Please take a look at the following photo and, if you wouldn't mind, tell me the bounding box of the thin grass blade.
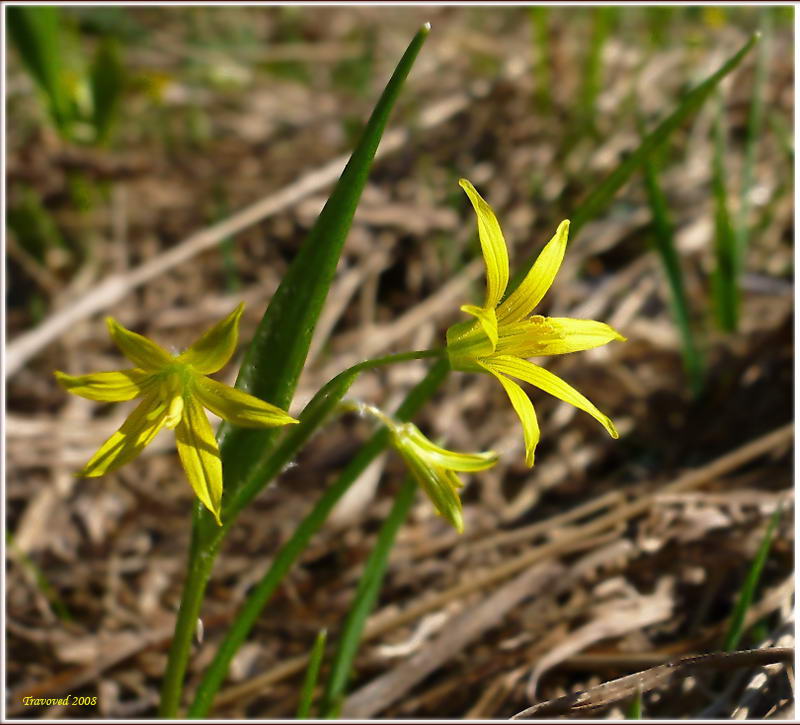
[711,94,739,332]
[521,32,760,289]
[296,629,328,719]
[737,10,771,264]
[89,37,124,146]
[641,135,704,395]
[626,688,643,719]
[723,505,783,652]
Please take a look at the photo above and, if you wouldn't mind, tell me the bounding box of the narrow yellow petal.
[535,317,626,356]
[77,391,169,477]
[495,316,625,358]
[194,376,298,428]
[460,304,498,350]
[175,395,223,525]
[178,303,244,374]
[399,423,498,472]
[481,366,540,466]
[486,355,618,438]
[106,317,174,370]
[400,449,464,533]
[497,219,570,324]
[55,369,155,402]
[459,179,509,310]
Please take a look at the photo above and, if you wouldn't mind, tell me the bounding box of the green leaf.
[89,37,124,146]
[723,505,783,652]
[737,10,771,264]
[569,33,758,238]
[159,27,430,719]
[318,477,417,718]
[296,628,328,719]
[216,23,430,502]
[187,358,449,718]
[7,6,75,135]
[711,95,739,332]
[509,33,759,295]
[641,131,704,395]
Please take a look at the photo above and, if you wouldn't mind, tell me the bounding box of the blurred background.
[6,5,793,719]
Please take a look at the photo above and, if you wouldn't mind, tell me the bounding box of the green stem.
[158,502,220,718]
[187,358,449,718]
[319,477,417,718]
[159,350,442,718]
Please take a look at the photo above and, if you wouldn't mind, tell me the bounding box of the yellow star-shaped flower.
[447,179,626,467]
[55,304,297,524]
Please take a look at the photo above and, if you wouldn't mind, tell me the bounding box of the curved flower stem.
[159,349,443,718]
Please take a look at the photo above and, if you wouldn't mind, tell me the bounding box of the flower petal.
[459,179,509,310]
[106,317,174,370]
[481,365,540,466]
[536,317,626,355]
[496,316,625,358]
[194,376,298,428]
[77,391,169,477]
[175,395,223,525]
[399,449,464,533]
[460,304,498,350]
[55,368,156,402]
[399,423,498,472]
[497,219,569,324]
[485,355,618,439]
[178,303,244,374]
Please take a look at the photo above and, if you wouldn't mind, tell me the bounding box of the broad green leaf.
[216,24,430,502]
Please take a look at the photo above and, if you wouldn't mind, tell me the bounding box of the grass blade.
[737,10,771,264]
[510,34,759,292]
[216,23,430,503]
[566,34,759,245]
[89,37,124,146]
[578,7,612,133]
[626,687,643,719]
[296,629,328,719]
[723,505,783,652]
[711,94,739,332]
[528,7,552,113]
[318,477,418,719]
[641,135,704,395]
[7,6,75,136]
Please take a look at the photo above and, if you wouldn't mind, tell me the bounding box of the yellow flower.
[391,422,497,533]
[55,304,297,524]
[447,179,626,467]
